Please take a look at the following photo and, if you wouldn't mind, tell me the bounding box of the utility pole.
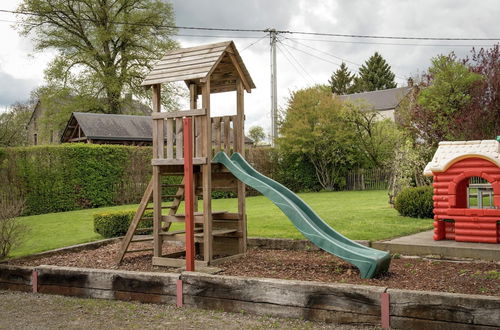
[266,28,278,146]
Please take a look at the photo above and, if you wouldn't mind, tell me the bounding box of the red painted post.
[183,117,195,272]
[176,279,183,307]
[32,270,38,293]
[380,292,390,329]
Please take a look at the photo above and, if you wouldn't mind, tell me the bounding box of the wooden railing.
[151,110,244,166]
[211,115,239,155]
[151,109,207,165]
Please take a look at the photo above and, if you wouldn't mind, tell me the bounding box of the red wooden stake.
[183,117,195,272]
[176,279,183,307]
[381,292,390,329]
[32,270,38,293]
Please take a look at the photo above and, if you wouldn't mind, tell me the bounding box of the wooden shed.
[424,139,500,243]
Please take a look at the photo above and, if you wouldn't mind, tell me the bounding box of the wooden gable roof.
[142,41,255,94]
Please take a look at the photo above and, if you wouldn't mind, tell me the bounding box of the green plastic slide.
[213,152,391,279]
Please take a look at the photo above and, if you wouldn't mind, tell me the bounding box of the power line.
[240,34,268,52]
[276,42,315,85]
[285,36,498,48]
[277,40,316,85]
[283,37,407,81]
[175,33,265,39]
[283,37,364,69]
[1,8,499,41]
[280,39,408,82]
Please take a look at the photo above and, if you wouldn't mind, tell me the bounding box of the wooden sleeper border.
[1,264,499,329]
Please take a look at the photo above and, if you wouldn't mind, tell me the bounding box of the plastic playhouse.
[424,138,500,243]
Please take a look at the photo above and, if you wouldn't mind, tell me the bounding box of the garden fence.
[345,168,392,191]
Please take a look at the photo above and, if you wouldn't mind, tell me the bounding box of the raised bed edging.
[1,264,499,329]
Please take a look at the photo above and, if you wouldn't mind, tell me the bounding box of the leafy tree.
[17,0,179,114]
[463,44,500,137]
[355,52,397,92]
[401,55,483,147]
[277,85,359,190]
[248,126,266,146]
[328,62,355,95]
[344,102,402,168]
[0,101,33,147]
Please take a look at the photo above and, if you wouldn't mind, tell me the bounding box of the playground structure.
[424,139,500,243]
[116,41,390,278]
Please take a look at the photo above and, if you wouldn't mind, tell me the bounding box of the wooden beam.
[152,257,208,268]
[228,53,252,93]
[152,84,163,258]
[236,79,247,254]
[151,108,206,119]
[152,158,206,166]
[202,79,213,263]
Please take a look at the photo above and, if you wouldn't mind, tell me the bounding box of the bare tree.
[0,198,27,259]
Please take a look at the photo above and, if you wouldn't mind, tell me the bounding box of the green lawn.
[10,190,433,258]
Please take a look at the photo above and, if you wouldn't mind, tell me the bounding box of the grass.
[10,190,433,258]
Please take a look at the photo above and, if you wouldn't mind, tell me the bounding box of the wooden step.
[195,229,238,237]
[163,211,228,224]
[127,248,154,253]
[131,236,154,243]
[161,183,184,187]
[160,228,204,236]
[134,227,153,232]
[162,194,182,198]
[145,206,174,210]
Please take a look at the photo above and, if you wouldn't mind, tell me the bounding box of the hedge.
[93,210,153,238]
[0,144,153,215]
[394,185,434,218]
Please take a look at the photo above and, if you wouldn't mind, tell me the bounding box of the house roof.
[142,41,255,94]
[63,112,154,142]
[338,86,411,111]
[27,97,152,128]
[61,112,253,144]
[423,140,500,176]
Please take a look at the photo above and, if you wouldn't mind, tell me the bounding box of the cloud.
[0,69,37,107]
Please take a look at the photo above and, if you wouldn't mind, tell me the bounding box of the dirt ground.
[10,241,500,296]
[0,290,372,330]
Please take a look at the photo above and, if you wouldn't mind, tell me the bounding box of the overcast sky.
[1,0,499,136]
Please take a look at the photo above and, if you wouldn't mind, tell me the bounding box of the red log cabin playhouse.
[423,138,500,243]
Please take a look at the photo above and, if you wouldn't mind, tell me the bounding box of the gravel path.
[0,290,373,330]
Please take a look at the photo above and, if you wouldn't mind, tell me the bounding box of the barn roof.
[62,112,154,142]
[61,112,253,144]
[423,140,500,176]
[338,86,411,111]
[142,41,255,94]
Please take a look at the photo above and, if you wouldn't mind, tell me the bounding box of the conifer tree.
[355,52,397,92]
[328,62,355,95]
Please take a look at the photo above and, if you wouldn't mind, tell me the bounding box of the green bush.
[394,185,434,218]
[93,210,153,238]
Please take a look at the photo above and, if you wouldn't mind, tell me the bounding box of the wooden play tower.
[116,41,255,267]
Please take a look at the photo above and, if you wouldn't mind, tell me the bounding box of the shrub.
[0,199,27,259]
[93,210,153,238]
[394,185,434,218]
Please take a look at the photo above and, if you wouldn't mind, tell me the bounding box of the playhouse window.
[467,177,494,209]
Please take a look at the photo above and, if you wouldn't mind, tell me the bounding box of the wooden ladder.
[115,176,185,265]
